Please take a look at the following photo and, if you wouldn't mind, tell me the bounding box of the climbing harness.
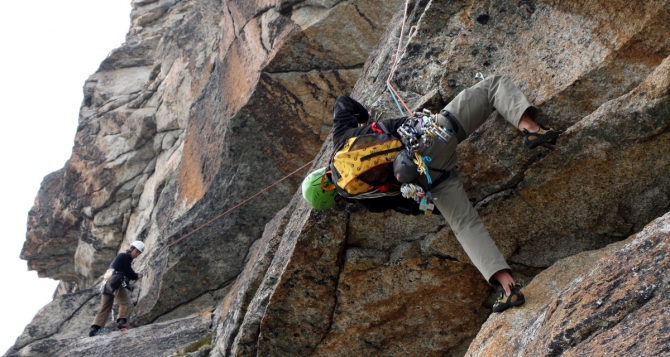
[384,0,461,215]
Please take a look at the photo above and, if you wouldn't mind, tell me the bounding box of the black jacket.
[110,252,140,280]
[104,252,139,295]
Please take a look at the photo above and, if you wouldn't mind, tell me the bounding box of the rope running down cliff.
[143,159,314,271]
[387,0,413,117]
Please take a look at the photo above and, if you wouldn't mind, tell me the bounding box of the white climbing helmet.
[130,241,145,253]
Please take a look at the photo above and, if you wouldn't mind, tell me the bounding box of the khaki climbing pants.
[417,75,537,284]
[92,284,129,327]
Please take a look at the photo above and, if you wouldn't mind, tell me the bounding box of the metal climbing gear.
[393,109,455,214]
[400,183,425,200]
[397,109,454,152]
[400,183,435,215]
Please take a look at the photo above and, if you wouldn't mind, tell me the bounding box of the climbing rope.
[413,153,432,184]
[387,0,414,117]
[142,159,315,271]
[387,1,485,115]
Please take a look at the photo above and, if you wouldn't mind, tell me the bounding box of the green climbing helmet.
[302,167,338,210]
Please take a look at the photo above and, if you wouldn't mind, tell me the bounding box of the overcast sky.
[0,0,130,352]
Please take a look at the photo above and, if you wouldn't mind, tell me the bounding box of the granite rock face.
[466,212,670,357]
[6,312,211,357]
[13,0,670,356]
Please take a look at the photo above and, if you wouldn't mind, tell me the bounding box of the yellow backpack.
[329,121,403,198]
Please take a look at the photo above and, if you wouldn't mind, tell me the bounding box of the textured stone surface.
[126,0,403,327]
[254,203,348,357]
[5,313,210,357]
[12,287,100,350]
[15,0,670,356]
[22,168,80,282]
[212,202,295,356]
[466,212,670,357]
[22,0,224,289]
[313,256,489,357]
[464,238,630,357]
[21,0,400,308]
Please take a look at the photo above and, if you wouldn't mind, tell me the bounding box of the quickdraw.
[400,183,435,215]
[395,109,455,214]
[400,183,425,201]
[397,109,454,152]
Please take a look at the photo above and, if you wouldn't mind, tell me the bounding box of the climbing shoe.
[523,126,562,149]
[117,318,128,330]
[492,283,525,313]
[88,325,101,337]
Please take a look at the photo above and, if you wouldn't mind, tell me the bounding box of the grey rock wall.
[13,0,401,355]
[13,0,670,356]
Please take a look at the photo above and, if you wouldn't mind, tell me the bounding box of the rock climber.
[88,241,145,336]
[302,75,561,312]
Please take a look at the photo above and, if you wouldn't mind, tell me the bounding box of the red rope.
[146,159,315,268]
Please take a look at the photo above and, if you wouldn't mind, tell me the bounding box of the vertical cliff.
[10,0,670,356]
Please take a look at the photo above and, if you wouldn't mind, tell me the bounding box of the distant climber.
[88,241,145,336]
[302,75,561,312]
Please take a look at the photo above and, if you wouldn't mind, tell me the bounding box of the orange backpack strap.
[321,170,336,190]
